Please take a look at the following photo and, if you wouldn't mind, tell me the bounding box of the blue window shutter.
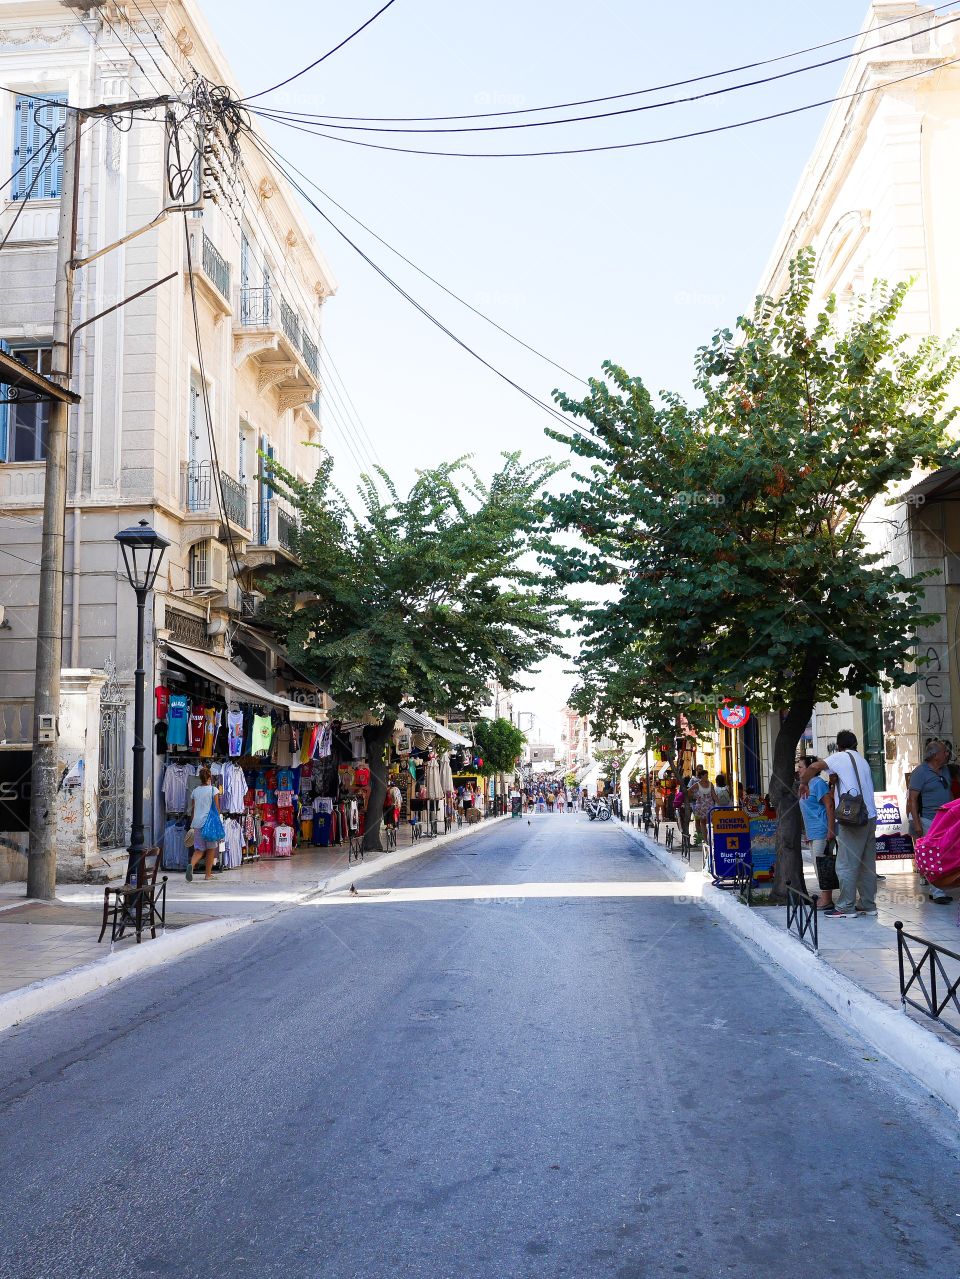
[0,339,9,462]
[12,95,67,201]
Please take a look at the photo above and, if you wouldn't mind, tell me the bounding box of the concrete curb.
[622,821,960,1119]
[0,815,510,1035]
[0,915,252,1036]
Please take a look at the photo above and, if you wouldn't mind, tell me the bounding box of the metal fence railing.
[202,232,231,302]
[219,472,249,529]
[895,922,960,1034]
[786,881,818,953]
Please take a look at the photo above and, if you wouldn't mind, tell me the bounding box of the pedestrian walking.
[714,774,733,807]
[802,731,877,919]
[799,755,836,910]
[186,766,221,882]
[907,740,955,905]
[556,791,566,814]
[691,771,717,846]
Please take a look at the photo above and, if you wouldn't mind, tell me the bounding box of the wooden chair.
[98,847,167,946]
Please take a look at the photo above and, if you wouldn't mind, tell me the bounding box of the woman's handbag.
[835,752,870,827]
[815,837,840,891]
[201,805,225,844]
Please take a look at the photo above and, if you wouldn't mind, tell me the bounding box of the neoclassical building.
[0,0,336,878]
[754,0,960,797]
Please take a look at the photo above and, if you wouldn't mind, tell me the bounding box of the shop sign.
[716,703,750,729]
[511,794,522,819]
[0,749,32,833]
[711,808,751,879]
[874,791,915,861]
[748,817,777,881]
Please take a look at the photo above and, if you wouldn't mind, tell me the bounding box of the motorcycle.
[586,797,612,822]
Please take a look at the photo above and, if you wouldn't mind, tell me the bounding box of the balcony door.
[187,376,211,511]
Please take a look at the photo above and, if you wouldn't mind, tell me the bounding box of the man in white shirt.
[801,730,877,918]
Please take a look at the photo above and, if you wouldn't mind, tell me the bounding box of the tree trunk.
[362,719,394,854]
[768,661,819,904]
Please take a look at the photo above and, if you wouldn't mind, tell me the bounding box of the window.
[12,95,67,201]
[0,346,52,462]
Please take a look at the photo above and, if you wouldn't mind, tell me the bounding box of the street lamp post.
[114,519,170,887]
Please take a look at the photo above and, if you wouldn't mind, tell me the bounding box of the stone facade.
[0,1,336,878]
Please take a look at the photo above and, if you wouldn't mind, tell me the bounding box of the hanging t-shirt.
[201,707,217,758]
[274,825,294,856]
[167,695,189,747]
[189,707,206,752]
[277,768,295,793]
[227,710,244,757]
[354,765,371,787]
[252,714,273,755]
[155,685,170,720]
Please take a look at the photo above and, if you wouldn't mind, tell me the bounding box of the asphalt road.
[1,815,958,1279]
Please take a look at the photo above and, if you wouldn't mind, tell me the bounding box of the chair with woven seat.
[98,847,167,946]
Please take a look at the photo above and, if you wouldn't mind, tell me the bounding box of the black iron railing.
[219,472,249,528]
[665,826,675,851]
[202,232,230,301]
[734,854,753,905]
[240,284,273,327]
[277,505,297,551]
[301,334,320,379]
[786,881,818,953]
[280,296,300,349]
[186,459,211,511]
[895,922,960,1034]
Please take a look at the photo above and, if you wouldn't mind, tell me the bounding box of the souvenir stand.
[157,642,327,872]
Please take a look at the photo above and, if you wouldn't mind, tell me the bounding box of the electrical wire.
[100,9,167,97]
[247,12,960,136]
[318,337,383,466]
[248,52,960,158]
[243,0,402,102]
[253,154,587,384]
[121,1,178,94]
[316,345,380,470]
[266,1,958,122]
[244,131,592,442]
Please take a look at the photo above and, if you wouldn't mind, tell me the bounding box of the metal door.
[97,660,127,848]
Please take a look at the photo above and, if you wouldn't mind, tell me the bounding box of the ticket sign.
[711,808,751,879]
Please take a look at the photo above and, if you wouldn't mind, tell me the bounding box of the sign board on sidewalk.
[874,791,915,861]
[711,808,751,879]
[511,795,522,819]
[0,749,32,833]
[748,817,777,882]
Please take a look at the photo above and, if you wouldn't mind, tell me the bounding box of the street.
[0,815,958,1279]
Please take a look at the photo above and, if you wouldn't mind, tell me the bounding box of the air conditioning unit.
[190,539,229,593]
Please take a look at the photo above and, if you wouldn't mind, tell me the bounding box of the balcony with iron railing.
[248,497,299,565]
[184,459,250,531]
[187,227,232,316]
[233,283,321,412]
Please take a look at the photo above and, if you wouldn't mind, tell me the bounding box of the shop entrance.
[97,660,127,848]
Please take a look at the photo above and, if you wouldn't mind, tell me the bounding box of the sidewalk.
[623,813,960,1116]
[0,815,508,1025]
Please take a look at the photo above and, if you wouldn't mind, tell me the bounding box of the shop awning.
[398,708,471,748]
[165,643,325,722]
[237,623,332,698]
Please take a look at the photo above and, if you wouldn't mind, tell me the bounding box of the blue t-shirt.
[909,762,952,822]
[800,776,830,841]
[167,694,189,747]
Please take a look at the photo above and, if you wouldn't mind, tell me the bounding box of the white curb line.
[0,916,252,1036]
[0,815,511,1035]
[317,813,510,896]
[622,822,960,1119]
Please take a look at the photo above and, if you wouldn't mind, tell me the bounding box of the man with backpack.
[907,740,954,905]
[801,731,877,918]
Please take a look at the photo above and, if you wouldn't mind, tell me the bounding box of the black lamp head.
[114,518,171,592]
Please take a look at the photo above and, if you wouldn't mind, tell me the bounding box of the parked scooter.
[585,797,612,822]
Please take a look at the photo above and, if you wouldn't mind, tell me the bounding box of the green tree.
[261,453,564,850]
[472,717,527,788]
[547,252,959,899]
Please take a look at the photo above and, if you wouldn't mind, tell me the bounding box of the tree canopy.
[546,251,960,895]
[472,717,526,778]
[261,451,565,848]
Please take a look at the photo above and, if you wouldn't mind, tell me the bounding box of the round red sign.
[717,704,751,729]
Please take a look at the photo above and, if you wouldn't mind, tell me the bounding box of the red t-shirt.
[155,686,170,720]
[189,707,206,751]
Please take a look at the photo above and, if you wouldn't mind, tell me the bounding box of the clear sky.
[202,0,880,740]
